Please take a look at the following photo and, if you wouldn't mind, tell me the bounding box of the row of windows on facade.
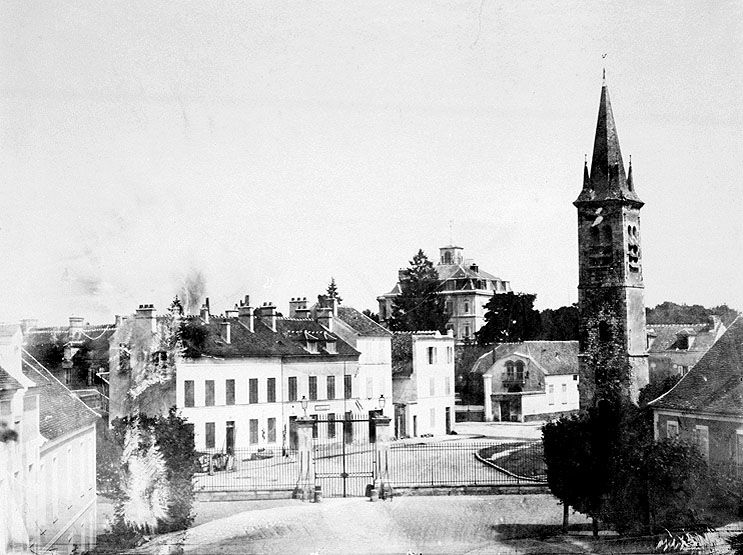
[183,375,355,407]
[663,421,743,469]
[547,383,570,405]
[203,412,362,447]
[426,346,454,365]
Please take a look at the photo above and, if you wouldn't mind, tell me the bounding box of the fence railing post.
[293,418,316,501]
[370,416,393,500]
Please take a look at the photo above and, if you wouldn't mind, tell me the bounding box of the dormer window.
[325,341,337,354]
[306,341,319,353]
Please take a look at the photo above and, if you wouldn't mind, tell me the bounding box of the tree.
[386,249,449,332]
[646,301,738,325]
[476,292,541,345]
[538,304,580,341]
[106,296,194,538]
[362,309,380,323]
[326,277,342,304]
[638,374,682,407]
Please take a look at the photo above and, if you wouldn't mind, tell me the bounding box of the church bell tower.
[574,75,649,406]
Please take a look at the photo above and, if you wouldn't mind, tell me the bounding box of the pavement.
[130,494,594,554]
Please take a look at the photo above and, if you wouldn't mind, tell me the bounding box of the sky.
[1,1,741,325]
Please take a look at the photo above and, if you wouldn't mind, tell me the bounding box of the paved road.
[134,494,591,554]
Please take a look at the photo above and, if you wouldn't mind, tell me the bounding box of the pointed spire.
[583,155,591,189]
[590,77,626,193]
[626,155,633,191]
[575,76,642,206]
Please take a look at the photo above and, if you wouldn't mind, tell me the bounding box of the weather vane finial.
[602,53,607,82]
[448,219,454,245]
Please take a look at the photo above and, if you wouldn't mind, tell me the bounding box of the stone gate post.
[370,415,393,501]
[483,374,494,421]
[293,417,316,501]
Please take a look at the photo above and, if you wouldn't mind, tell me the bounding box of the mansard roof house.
[651,316,743,478]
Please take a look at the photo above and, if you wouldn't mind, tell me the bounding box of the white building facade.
[392,331,456,438]
[472,341,579,422]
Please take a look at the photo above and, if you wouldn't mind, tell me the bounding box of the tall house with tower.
[574,76,649,405]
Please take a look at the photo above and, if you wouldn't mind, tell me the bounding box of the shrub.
[107,408,197,536]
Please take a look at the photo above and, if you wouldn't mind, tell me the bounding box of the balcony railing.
[501,372,526,386]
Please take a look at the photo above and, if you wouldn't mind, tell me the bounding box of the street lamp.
[378,394,386,411]
[300,395,309,418]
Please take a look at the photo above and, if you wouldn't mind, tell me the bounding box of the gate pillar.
[370,416,393,501]
[293,417,316,501]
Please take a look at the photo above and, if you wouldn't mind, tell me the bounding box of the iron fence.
[193,447,299,492]
[192,439,547,494]
[387,440,546,488]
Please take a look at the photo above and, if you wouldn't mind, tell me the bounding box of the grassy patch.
[490,442,547,480]
[478,442,528,460]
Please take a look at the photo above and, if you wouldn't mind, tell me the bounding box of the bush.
[107,408,198,536]
[543,404,713,536]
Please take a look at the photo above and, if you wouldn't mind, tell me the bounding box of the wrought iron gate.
[312,415,377,497]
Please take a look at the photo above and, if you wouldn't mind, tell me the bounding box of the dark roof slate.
[0,366,23,392]
[647,322,721,354]
[336,307,392,337]
[471,341,579,376]
[21,355,99,441]
[189,316,358,358]
[651,316,743,416]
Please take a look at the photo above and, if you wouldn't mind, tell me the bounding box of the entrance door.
[413,415,418,437]
[289,416,298,449]
[395,405,406,438]
[225,421,235,453]
[500,400,511,422]
[445,407,451,434]
[368,409,382,443]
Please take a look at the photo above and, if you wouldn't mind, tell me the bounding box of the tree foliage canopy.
[476,292,541,345]
[646,301,738,325]
[543,404,712,536]
[326,277,342,304]
[387,249,449,332]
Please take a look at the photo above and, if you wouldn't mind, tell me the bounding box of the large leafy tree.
[538,304,580,340]
[387,249,449,332]
[476,292,541,345]
[646,301,738,325]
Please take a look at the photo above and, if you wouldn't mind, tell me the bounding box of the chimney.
[317,294,338,317]
[20,319,37,334]
[289,297,309,318]
[114,315,122,327]
[135,304,157,334]
[238,295,254,332]
[225,304,239,319]
[316,307,333,332]
[257,302,277,332]
[708,315,721,331]
[69,316,85,336]
[398,268,409,282]
[220,320,231,344]
[199,297,211,324]
[470,263,479,274]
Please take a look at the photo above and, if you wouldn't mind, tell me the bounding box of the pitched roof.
[21,353,99,441]
[0,366,23,392]
[391,334,413,377]
[336,307,392,337]
[651,316,743,416]
[575,79,642,206]
[185,315,359,359]
[647,322,721,354]
[471,341,579,376]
